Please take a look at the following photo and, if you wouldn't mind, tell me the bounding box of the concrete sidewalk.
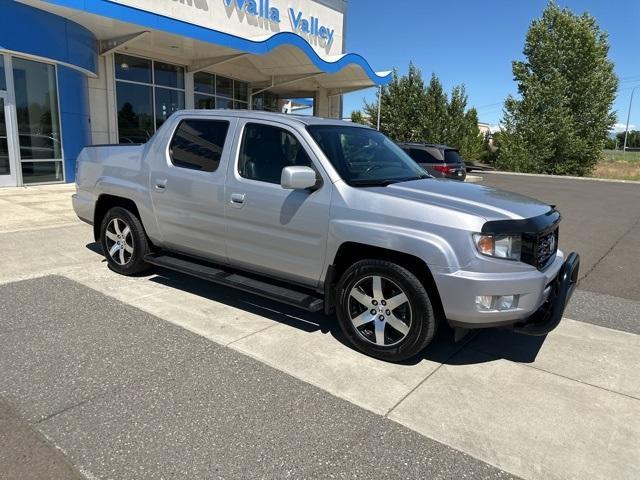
[1,183,639,479]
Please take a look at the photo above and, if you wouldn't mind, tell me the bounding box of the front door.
[0,92,19,187]
[225,120,331,287]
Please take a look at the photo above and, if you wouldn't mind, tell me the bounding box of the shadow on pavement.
[149,268,334,334]
[150,265,548,367]
[85,242,103,255]
[85,242,547,368]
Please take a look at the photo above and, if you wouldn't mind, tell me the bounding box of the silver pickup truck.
[73,110,579,361]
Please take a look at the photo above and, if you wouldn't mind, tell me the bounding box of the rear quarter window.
[444,149,463,164]
[169,119,229,172]
[406,148,444,164]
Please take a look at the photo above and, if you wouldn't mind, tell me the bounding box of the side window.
[169,119,229,172]
[238,123,312,184]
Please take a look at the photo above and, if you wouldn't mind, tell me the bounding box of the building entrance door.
[0,92,19,187]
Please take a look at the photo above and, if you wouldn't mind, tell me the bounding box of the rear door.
[149,116,237,263]
[224,119,331,287]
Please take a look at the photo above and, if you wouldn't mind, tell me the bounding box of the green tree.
[423,74,448,143]
[458,108,485,160]
[603,135,617,150]
[362,64,484,157]
[350,110,366,125]
[363,62,427,142]
[497,2,618,175]
[616,130,640,149]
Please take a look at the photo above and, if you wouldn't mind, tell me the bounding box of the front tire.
[335,260,437,362]
[100,207,150,276]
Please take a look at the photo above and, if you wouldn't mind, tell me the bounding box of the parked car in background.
[398,143,467,181]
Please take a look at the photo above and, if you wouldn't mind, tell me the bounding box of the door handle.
[230,193,246,207]
[155,179,167,191]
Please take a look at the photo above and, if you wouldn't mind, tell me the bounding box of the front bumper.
[513,252,580,336]
[438,251,579,336]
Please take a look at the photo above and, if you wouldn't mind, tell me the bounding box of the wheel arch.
[93,194,144,242]
[325,242,445,322]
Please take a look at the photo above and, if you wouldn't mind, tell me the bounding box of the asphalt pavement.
[481,173,640,303]
[0,275,515,480]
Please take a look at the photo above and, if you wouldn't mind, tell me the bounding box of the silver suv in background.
[73,111,579,362]
[398,143,467,181]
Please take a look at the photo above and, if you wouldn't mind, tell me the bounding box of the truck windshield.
[307,125,429,187]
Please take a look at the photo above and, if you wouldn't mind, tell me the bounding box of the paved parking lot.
[0,176,639,479]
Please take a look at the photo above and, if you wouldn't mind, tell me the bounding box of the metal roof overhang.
[17,0,391,98]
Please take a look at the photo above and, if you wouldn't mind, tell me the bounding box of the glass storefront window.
[0,97,9,175]
[234,81,248,103]
[154,61,184,89]
[193,72,249,111]
[115,54,151,84]
[155,88,185,129]
[116,82,154,144]
[195,94,215,109]
[12,57,63,173]
[0,56,6,91]
[252,92,279,112]
[216,97,233,109]
[216,75,233,98]
[21,161,63,184]
[115,54,185,142]
[194,72,215,95]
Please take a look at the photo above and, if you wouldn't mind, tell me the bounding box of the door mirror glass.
[281,166,317,190]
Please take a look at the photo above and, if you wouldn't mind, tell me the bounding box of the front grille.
[522,226,559,270]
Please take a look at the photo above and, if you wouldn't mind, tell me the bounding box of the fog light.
[476,295,494,310]
[475,295,520,311]
[498,295,519,310]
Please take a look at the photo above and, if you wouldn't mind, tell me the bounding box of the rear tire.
[100,207,151,276]
[335,259,437,362]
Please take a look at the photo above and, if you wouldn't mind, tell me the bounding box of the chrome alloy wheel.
[105,218,134,266]
[348,275,412,347]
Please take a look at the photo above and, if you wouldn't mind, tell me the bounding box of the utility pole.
[623,87,636,152]
[376,86,382,131]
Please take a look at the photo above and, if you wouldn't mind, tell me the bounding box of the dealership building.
[0,0,389,186]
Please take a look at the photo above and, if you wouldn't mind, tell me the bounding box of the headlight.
[473,233,522,261]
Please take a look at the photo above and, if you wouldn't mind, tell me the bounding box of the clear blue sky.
[342,0,640,133]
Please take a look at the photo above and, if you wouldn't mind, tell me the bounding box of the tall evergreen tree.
[363,63,426,142]
[362,64,484,158]
[423,75,448,144]
[459,108,485,160]
[498,1,618,175]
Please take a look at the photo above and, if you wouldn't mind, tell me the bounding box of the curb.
[465,175,483,183]
[483,171,640,185]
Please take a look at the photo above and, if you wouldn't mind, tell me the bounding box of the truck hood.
[371,178,552,221]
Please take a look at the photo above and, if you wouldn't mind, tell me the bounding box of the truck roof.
[174,109,372,129]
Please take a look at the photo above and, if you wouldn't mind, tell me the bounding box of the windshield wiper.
[349,175,428,187]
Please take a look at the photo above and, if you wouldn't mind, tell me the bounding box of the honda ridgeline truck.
[73,111,580,362]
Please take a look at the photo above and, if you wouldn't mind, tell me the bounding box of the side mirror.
[281,166,318,190]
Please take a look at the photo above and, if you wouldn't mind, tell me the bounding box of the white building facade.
[0,0,389,185]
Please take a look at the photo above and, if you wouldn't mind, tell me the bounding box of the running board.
[144,253,324,312]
